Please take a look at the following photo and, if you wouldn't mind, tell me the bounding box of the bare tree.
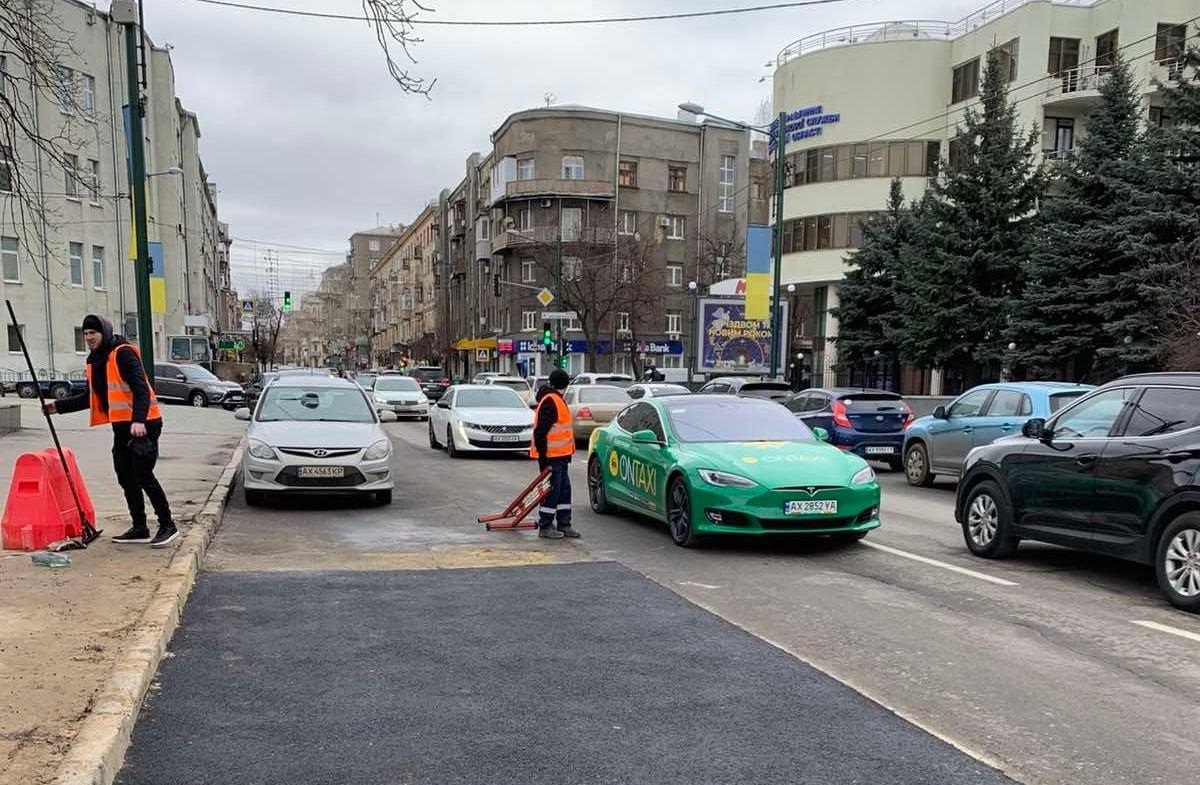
[696,227,746,290]
[362,0,436,97]
[1154,238,1200,371]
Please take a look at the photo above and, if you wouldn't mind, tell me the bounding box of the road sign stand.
[478,468,552,531]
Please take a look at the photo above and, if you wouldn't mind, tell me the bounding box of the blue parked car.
[785,388,913,470]
[903,381,1094,487]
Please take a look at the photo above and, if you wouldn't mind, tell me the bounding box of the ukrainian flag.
[744,224,772,320]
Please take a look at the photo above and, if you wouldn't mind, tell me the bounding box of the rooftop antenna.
[544,92,557,107]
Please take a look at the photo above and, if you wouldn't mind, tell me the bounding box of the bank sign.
[769,105,842,151]
[698,298,789,374]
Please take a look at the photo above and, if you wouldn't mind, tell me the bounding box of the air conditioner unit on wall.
[541,199,552,208]
[658,217,671,228]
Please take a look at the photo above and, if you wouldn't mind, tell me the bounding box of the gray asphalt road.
[121,420,1200,785]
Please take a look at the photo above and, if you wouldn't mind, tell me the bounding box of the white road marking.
[678,581,722,590]
[861,541,1019,587]
[1131,619,1200,644]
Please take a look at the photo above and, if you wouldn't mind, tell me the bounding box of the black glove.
[538,457,549,472]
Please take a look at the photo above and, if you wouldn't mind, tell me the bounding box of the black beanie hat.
[81,314,104,333]
[549,369,571,390]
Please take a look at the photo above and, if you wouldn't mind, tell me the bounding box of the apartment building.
[770,0,1195,383]
[1,0,231,374]
[347,225,402,368]
[368,209,437,367]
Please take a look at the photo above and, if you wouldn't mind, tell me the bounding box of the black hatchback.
[955,373,1200,612]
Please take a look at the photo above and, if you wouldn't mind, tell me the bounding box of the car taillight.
[832,400,852,429]
[440,378,449,385]
[901,401,914,428]
[577,406,593,420]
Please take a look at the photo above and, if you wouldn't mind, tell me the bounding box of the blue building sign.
[769,105,842,151]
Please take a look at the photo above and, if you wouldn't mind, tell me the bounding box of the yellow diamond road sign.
[536,288,555,307]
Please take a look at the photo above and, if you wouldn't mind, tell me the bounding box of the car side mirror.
[1022,418,1047,440]
[933,405,948,420]
[233,407,251,421]
[437,400,450,409]
[812,426,829,442]
[632,429,663,446]
[379,411,398,423]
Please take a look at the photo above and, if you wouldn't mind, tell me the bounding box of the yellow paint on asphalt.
[214,546,590,573]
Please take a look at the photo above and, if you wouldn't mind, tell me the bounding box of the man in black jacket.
[45,315,177,547]
[531,369,579,540]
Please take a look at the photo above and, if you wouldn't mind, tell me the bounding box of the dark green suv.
[956,373,1200,612]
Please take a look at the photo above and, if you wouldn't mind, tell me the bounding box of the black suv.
[408,366,449,401]
[956,373,1200,612]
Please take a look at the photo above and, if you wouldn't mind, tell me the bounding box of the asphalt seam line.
[51,440,245,785]
[861,540,1019,586]
[1131,619,1200,643]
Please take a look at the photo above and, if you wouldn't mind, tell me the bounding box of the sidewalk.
[0,401,244,785]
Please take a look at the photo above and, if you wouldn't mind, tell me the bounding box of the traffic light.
[558,355,569,369]
[493,273,501,298]
[541,321,553,349]
[282,291,292,312]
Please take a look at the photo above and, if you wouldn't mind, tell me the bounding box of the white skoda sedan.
[428,385,534,458]
[236,376,397,505]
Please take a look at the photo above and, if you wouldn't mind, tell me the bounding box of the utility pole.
[554,204,563,371]
[111,1,154,383]
[769,110,787,379]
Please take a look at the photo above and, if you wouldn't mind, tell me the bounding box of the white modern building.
[771,0,1195,389]
[1,0,230,378]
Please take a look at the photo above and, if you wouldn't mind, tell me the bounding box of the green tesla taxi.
[587,395,882,546]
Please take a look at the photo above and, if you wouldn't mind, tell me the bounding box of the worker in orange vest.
[529,369,579,540]
[44,315,176,547]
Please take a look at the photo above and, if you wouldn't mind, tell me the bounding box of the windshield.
[356,373,377,386]
[182,365,219,382]
[666,399,815,443]
[256,385,375,423]
[375,377,420,392]
[647,385,690,397]
[580,386,631,403]
[455,388,526,409]
[1049,391,1087,413]
[594,378,633,389]
[739,382,792,401]
[493,380,530,392]
[411,368,446,383]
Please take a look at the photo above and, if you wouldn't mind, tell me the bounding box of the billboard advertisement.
[697,298,788,374]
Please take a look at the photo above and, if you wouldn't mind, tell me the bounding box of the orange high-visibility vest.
[87,344,162,427]
[529,393,575,460]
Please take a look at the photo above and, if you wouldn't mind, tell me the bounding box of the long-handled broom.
[5,300,101,545]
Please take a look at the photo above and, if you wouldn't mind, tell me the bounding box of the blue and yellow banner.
[744,224,772,320]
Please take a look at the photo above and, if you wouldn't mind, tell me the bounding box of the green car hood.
[676,440,868,489]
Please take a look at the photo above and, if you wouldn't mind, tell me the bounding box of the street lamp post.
[687,280,698,383]
[679,102,788,379]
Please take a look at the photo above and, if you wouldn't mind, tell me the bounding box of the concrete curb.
[51,441,245,785]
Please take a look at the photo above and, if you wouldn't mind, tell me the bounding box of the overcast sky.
[143,0,986,294]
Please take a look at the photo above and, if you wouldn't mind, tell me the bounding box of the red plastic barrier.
[45,447,93,538]
[1,452,78,551]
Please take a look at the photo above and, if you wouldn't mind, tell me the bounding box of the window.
[562,256,582,282]
[74,327,86,353]
[562,155,584,180]
[986,390,1031,417]
[666,310,681,334]
[64,153,78,198]
[1121,387,1200,437]
[619,209,637,236]
[617,312,630,333]
[1047,37,1080,76]
[666,215,685,240]
[565,314,581,332]
[661,354,683,369]
[868,143,887,177]
[1095,29,1119,70]
[368,239,381,252]
[56,66,74,112]
[92,245,105,290]
[948,389,993,418]
[560,208,582,241]
[81,74,95,115]
[619,160,638,187]
[2,236,18,282]
[951,57,980,103]
[1043,117,1075,159]
[521,258,536,283]
[948,137,965,171]
[516,157,535,180]
[518,207,532,231]
[7,323,24,353]
[816,215,833,249]
[88,159,101,202]
[992,38,1019,83]
[522,311,537,331]
[888,142,906,177]
[1155,23,1186,62]
[718,155,736,212]
[69,242,83,286]
[0,145,11,193]
[666,264,683,287]
[668,164,687,192]
[1052,388,1135,439]
[1149,106,1173,128]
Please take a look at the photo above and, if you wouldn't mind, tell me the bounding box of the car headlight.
[697,469,758,488]
[247,438,277,460]
[459,421,479,430]
[363,439,391,460]
[374,395,388,404]
[851,466,877,486]
[207,385,225,394]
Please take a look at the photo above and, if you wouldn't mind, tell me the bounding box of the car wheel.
[375,489,393,506]
[446,427,460,458]
[904,442,935,487]
[667,476,700,547]
[244,487,265,506]
[17,382,37,399]
[887,457,904,473]
[1155,512,1200,613]
[189,391,208,408]
[587,455,611,514]
[961,480,1018,558]
[50,382,71,400]
[831,530,869,545]
[428,419,441,449]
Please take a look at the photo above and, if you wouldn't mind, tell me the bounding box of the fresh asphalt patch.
[117,562,1014,785]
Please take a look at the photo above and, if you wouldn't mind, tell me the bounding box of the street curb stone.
[51,441,245,785]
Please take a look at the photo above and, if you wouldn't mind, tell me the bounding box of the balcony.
[1043,66,1110,109]
[500,178,615,202]
[490,225,619,254]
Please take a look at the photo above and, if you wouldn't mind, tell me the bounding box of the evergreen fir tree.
[894,52,1043,382]
[1016,53,1145,382]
